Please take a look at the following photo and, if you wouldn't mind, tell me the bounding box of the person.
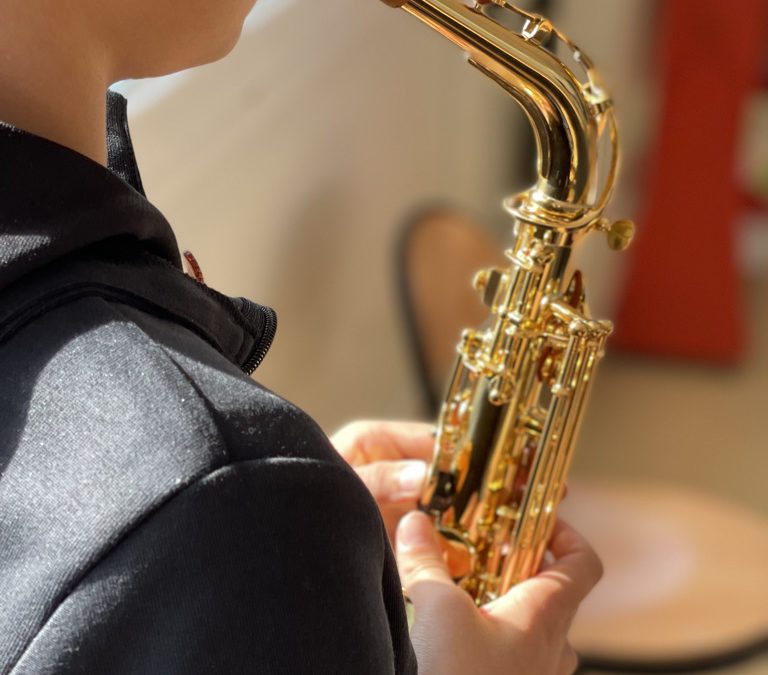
[0,1,603,673]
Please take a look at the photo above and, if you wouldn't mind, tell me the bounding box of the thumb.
[396,511,455,605]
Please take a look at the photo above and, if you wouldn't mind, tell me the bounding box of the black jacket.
[0,92,416,674]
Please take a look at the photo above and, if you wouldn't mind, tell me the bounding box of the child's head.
[0,0,261,168]
[83,0,260,80]
[2,0,259,83]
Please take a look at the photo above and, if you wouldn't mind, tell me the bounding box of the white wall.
[128,0,521,431]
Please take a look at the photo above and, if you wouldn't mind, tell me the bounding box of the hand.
[331,421,433,543]
[397,512,602,675]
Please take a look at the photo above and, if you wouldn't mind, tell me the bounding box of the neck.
[0,9,113,166]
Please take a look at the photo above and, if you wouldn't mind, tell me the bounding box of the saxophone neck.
[392,0,619,231]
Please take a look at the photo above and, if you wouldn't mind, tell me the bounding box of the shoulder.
[13,459,399,675]
[0,290,345,531]
[0,292,370,671]
[1,289,338,469]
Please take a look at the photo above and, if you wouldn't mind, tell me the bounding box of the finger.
[356,460,427,503]
[331,420,434,466]
[546,519,603,583]
[441,537,472,579]
[381,506,472,579]
[560,643,579,675]
[489,520,602,618]
[396,511,455,604]
[534,519,603,607]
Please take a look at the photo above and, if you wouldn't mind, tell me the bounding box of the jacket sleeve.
[12,459,417,675]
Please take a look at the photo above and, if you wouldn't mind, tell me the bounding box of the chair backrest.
[397,206,505,413]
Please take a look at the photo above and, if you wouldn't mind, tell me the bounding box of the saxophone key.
[473,268,507,309]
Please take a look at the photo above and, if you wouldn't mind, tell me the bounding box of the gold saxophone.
[381,0,635,604]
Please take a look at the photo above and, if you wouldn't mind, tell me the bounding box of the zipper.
[239,300,277,375]
[142,253,277,374]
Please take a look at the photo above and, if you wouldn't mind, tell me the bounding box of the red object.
[614,0,768,363]
[182,250,206,285]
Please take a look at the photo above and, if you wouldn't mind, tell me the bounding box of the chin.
[118,18,248,80]
[187,23,246,69]
[212,26,245,61]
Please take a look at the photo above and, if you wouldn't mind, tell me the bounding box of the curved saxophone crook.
[381,0,622,236]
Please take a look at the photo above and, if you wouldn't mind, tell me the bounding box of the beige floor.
[573,274,768,674]
[580,651,768,675]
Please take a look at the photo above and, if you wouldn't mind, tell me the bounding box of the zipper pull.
[182,250,206,284]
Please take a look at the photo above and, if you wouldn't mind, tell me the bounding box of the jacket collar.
[0,91,181,290]
[0,90,275,373]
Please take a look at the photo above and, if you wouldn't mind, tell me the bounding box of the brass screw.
[473,269,490,293]
[606,219,635,251]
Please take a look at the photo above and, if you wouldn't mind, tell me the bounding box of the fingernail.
[398,461,427,496]
[397,512,430,549]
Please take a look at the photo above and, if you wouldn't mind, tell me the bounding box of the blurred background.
[119,0,768,672]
